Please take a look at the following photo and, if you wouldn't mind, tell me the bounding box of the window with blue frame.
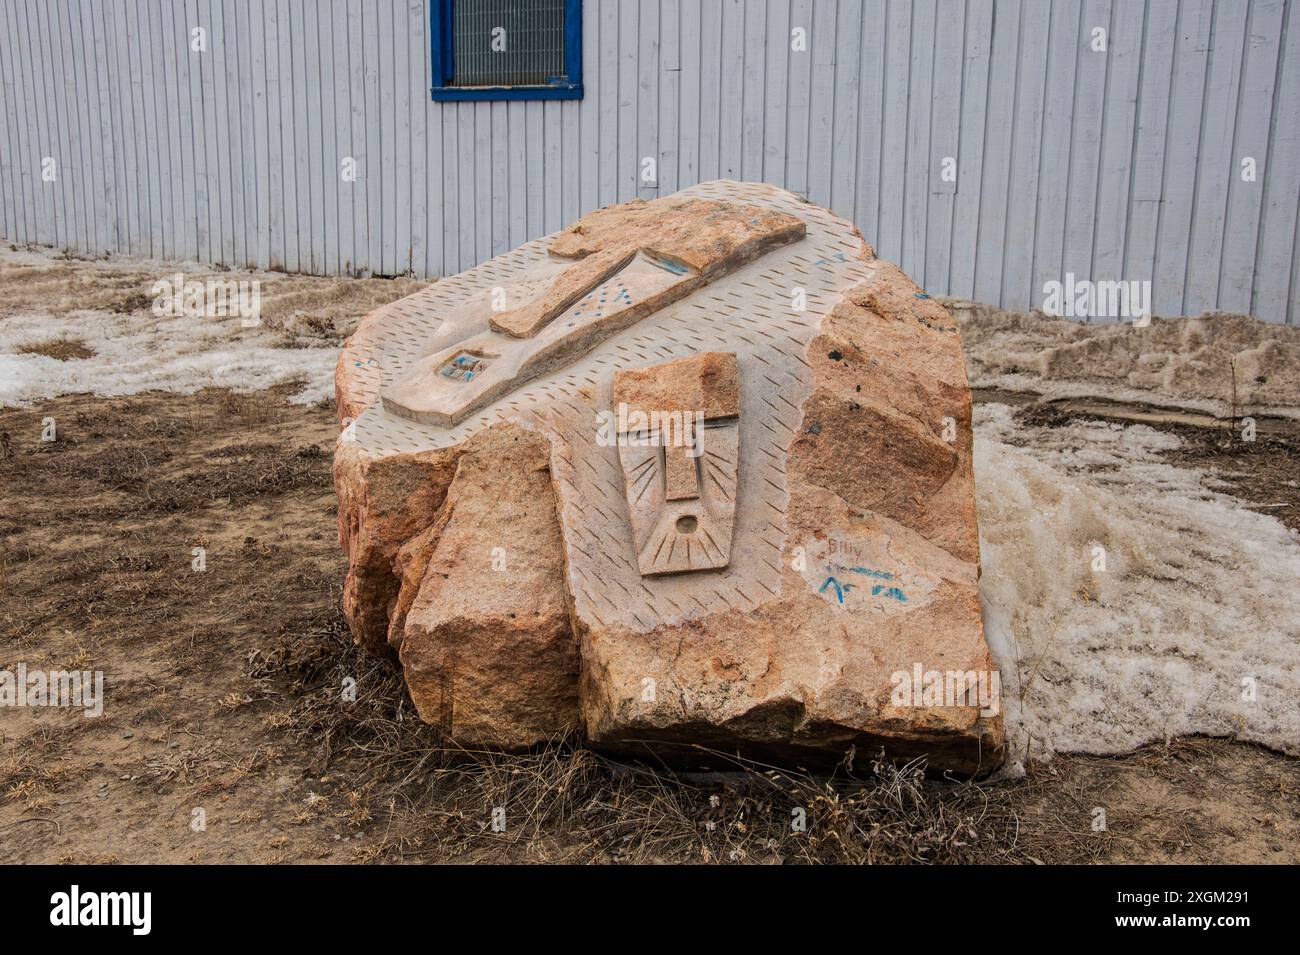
[431,0,583,101]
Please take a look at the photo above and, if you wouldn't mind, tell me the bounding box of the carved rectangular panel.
[614,352,740,576]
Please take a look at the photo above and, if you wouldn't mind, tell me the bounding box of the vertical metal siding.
[0,0,1297,322]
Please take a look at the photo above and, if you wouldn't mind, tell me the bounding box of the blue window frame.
[430,0,583,101]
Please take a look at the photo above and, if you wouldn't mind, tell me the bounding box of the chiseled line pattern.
[346,182,872,630]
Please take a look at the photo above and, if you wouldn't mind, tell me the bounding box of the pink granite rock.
[334,184,1003,773]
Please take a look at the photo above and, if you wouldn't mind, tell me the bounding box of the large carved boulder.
[334,182,1003,773]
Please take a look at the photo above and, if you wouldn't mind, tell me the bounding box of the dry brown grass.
[247,607,1028,864]
[6,395,327,518]
[17,339,96,360]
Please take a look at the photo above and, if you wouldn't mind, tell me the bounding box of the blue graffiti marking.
[819,576,854,604]
[849,566,894,581]
[871,585,908,602]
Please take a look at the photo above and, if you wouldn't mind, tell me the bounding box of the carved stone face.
[613,352,740,576]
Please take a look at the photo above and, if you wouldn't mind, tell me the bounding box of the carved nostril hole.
[676,515,698,534]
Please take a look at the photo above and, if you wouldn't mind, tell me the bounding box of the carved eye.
[675,515,698,534]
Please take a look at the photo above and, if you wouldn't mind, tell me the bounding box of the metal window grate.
[451,0,567,87]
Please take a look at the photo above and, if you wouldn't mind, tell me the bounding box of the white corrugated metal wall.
[0,0,1297,322]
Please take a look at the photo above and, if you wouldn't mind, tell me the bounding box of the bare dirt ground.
[3,385,1296,864]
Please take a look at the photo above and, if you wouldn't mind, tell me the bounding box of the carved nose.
[664,442,700,502]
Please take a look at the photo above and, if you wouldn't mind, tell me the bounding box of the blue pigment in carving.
[652,257,688,275]
[871,585,908,602]
[440,352,488,383]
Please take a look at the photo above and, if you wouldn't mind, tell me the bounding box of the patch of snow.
[0,245,428,408]
[0,309,337,407]
[975,402,1300,772]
